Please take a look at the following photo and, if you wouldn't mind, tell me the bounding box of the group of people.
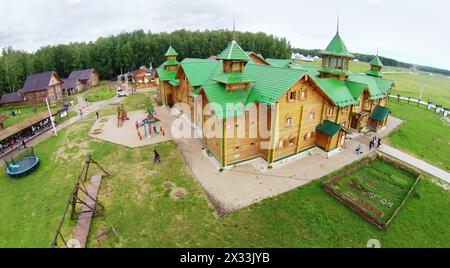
[0,118,52,156]
[369,136,382,151]
[356,136,382,155]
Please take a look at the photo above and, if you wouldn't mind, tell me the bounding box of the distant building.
[68,69,99,90]
[62,78,82,96]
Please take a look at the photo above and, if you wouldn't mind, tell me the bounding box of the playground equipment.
[4,147,40,178]
[137,115,164,140]
[117,103,130,128]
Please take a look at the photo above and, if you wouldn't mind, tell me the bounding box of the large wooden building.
[0,71,64,106]
[158,30,394,167]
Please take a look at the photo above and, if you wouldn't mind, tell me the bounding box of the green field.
[327,159,418,226]
[1,91,449,248]
[387,101,450,171]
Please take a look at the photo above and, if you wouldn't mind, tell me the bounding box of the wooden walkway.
[71,175,103,248]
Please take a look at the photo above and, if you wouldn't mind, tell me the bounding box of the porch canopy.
[370,106,391,122]
[316,119,343,136]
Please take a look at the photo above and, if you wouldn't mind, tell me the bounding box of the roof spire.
[233,17,236,40]
[376,46,379,56]
[336,14,340,34]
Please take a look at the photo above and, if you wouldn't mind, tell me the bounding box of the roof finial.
[233,17,236,40]
[376,46,379,56]
[337,14,340,34]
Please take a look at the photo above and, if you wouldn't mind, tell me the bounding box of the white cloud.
[0,0,449,70]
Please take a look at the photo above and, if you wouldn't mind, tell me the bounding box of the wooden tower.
[319,19,354,80]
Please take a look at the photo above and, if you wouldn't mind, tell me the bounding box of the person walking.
[96,112,99,120]
[377,138,382,148]
[356,143,362,155]
[154,147,161,163]
[22,140,27,149]
[369,140,373,151]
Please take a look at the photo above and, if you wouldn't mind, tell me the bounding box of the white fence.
[389,95,449,117]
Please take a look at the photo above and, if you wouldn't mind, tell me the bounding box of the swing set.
[137,115,164,140]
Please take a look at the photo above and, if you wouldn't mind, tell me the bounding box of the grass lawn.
[99,91,156,117]
[0,97,449,247]
[387,101,450,171]
[85,86,116,102]
[327,158,418,226]
[386,73,450,107]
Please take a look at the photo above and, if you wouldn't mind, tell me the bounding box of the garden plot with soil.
[323,155,420,229]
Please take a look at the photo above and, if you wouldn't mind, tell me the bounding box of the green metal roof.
[180,59,222,87]
[156,68,177,81]
[348,74,394,100]
[169,79,180,86]
[217,40,250,61]
[365,69,383,77]
[164,46,178,57]
[369,56,384,67]
[318,67,351,76]
[163,60,180,66]
[188,87,201,97]
[244,63,306,105]
[202,82,249,119]
[346,80,368,100]
[370,106,390,122]
[289,64,321,77]
[265,58,292,68]
[313,78,360,107]
[316,119,343,136]
[320,33,354,58]
[213,72,255,85]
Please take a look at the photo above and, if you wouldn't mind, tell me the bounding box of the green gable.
[313,78,360,107]
[370,106,390,122]
[244,63,306,105]
[321,33,354,58]
[180,59,222,87]
[217,40,250,61]
[316,120,343,136]
[164,46,178,57]
[201,82,249,119]
[348,74,394,100]
[156,68,177,81]
[369,56,384,67]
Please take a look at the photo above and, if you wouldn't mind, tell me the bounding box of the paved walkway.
[379,144,450,183]
[165,105,406,213]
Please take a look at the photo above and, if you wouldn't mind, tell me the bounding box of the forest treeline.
[0,29,292,94]
[292,48,450,76]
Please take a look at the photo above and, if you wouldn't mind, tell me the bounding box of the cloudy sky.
[1,0,449,70]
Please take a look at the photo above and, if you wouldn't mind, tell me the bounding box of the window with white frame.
[327,107,334,117]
